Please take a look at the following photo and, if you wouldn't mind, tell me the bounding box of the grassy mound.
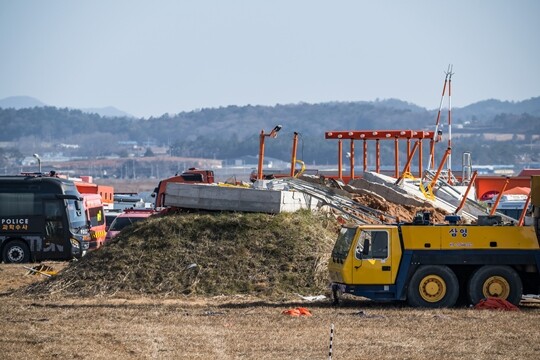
[27,211,339,298]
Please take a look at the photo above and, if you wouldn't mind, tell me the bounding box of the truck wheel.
[467,265,522,306]
[2,240,31,263]
[407,265,459,308]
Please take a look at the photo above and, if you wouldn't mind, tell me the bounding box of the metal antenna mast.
[428,65,451,170]
[428,64,454,174]
[446,64,454,184]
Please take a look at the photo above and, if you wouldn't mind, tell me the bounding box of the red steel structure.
[325,130,435,181]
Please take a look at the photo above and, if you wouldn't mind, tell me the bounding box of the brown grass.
[25,211,340,298]
[3,207,539,359]
[1,295,539,359]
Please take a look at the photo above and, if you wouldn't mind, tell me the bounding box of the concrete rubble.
[162,170,500,224]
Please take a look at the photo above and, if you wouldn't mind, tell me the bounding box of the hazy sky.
[1,0,539,118]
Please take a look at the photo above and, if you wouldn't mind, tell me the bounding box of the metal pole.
[429,139,435,172]
[350,139,355,180]
[257,125,282,180]
[338,140,343,180]
[418,139,423,178]
[33,154,41,173]
[376,139,380,173]
[257,130,265,180]
[394,141,419,185]
[290,132,299,177]
[394,137,399,178]
[429,147,451,189]
[489,178,510,216]
[363,139,367,173]
[406,138,411,173]
[518,193,531,226]
[454,171,478,215]
[428,65,450,170]
[328,323,334,360]
[447,65,454,184]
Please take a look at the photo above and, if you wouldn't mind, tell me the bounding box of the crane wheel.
[407,265,459,308]
[467,265,522,306]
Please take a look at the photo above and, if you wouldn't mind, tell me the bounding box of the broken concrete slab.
[164,182,319,213]
[349,176,427,208]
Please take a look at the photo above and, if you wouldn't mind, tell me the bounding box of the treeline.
[1,97,539,165]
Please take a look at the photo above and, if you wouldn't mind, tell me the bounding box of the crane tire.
[2,240,31,263]
[407,265,459,308]
[467,265,522,306]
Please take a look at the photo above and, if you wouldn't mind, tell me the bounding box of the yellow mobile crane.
[329,176,540,308]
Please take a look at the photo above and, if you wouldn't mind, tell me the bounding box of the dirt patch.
[0,262,68,295]
[350,193,448,224]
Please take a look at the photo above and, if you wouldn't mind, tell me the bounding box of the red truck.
[153,168,215,208]
[74,177,113,249]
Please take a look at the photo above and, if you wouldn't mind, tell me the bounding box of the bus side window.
[44,200,63,237]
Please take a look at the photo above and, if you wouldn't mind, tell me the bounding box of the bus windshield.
[66,199,87,231]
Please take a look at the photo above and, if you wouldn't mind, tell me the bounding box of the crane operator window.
[355,230,388,260]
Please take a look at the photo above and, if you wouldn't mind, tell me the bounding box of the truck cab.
[153,168,215,208]
[81,193,106,249]
[329,225,402,293]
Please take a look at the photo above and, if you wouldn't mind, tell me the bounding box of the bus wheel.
[407,265,459,308]
[467,265,522,306]
[2,240,31,263]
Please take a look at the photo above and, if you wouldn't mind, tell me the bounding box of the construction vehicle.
[329,175,540,307]
[0,174,90,263]
[80,193,106,249]
[114,193,153,210]
[104,208,156,242]
[58,174,110,249]
[153,168,215,208]
[74,176,114,210]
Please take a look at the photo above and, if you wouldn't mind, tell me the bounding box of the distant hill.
[0,96,46,109]
[373,98,425,112]
[0,96,133,118]
[453,96,540,122]
[2,94,539,121]
[0,95,538,167]
[79,106,134,118]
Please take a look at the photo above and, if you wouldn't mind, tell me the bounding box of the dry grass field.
[1,263,539,360]
[1,211,539,359]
